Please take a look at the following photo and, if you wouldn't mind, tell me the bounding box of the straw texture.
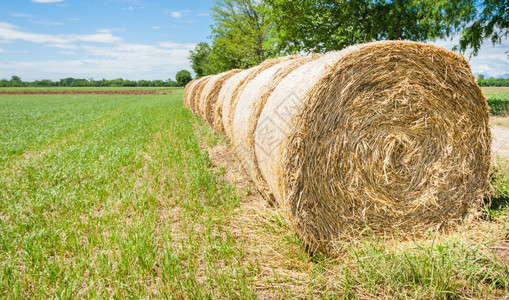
[190,75,213,115]
[203,69,243,127]
[184,40,491,256]
[198,74,220,118]
[223,56,299,138]
[183,79,198,109]
[232,54,322,202]
[218,69,254,134]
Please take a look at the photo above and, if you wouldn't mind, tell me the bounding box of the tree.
[264,0,476,54]
[10,75,22,82]
[189,42,213,78]
[457,0,508,56]
[208,0,272,72]
[59,77,75,87]
[188,0,271,76]
[175,70,193,86]
[9,75,24,87]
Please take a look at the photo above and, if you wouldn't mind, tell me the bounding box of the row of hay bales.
[184,40,491,255]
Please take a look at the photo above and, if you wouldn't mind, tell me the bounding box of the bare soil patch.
[0,89,173,95]
[491,117,509,159]
[482,87,509,93]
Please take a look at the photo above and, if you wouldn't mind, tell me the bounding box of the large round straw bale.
[197,74,222,118]
[183,79,199,109]
[217,68,255,135]
[200,69,243,127]
[223,56,300,139]
[189,75,213,116]
[254,40,491,255]
[231,54,322,202]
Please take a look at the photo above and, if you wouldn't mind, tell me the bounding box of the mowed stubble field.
[0,88,508,298]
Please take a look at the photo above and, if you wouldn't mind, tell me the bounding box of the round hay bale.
[232,54,322,203]
[223,56,300,139]
[183,79,199,109]
[254,40,491,255]
[197,74,222,118]
[218,68,255,135]
[189,75,213,116]
[200,69,243,127]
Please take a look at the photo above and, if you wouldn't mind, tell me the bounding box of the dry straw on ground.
[186,40,491,256]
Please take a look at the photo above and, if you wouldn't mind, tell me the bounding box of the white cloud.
[152,26,160,30]
[432,36,509,77]
[197,13,209,17]
[0,22,122,45]
[31,0,64,3]
[30,20,64,26]
[0,40,196,81]
[0,22,67,44]
[45,43,78,49]
[68,33,122,43]
[114,0,147,9]
[0,48,5,53]
[169,11,182,18]
[98,28,125,33]
[12,13,34,18]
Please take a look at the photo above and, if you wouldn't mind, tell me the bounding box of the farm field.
[0,87,177,94]
[0,89,508,298]
[0,86,178,91]
[483,87,509,94]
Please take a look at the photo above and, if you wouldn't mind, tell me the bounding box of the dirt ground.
[482,87,509,93]
[491,116,509,159]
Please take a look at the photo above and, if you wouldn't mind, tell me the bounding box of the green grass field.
[1,89,508,298]
[482,87,509,116]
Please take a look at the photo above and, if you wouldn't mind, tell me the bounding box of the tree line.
[0,70,193,88]
[477,75,509,87]
[189,0,508,78]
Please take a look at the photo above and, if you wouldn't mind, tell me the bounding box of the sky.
[0,0,507,81]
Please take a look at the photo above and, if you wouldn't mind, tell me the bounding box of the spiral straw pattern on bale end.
[260,41,490,254]
[185,40,491,256]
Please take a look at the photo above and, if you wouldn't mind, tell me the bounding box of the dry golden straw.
[223,56,299,138]
[202,69,243,128]
[197,74,220,118]
[186,40,491,256]
[183,79,198,109]
[189,75,213,115]
[232,54,322,203]
[216,68,254,134]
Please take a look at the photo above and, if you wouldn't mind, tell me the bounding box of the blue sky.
[0,0,507,81]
